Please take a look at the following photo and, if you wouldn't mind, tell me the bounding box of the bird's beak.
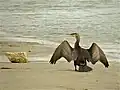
[66,33,80,37]
[66,33,75,37]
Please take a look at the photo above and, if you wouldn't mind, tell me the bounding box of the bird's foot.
[75,69,77,71]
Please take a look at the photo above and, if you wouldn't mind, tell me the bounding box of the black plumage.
[49,33,109,71]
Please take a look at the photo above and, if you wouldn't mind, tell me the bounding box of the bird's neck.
[74,36,80,48]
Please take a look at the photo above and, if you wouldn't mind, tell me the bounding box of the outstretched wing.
[49,40,73,64]
[88,43,109,68]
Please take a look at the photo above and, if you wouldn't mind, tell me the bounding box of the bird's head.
[70,33,79,37]
[69,33,80,40]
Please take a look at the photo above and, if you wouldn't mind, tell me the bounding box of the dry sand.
[0,61,120,90]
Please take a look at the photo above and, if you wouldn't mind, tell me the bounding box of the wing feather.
[88,43,109,67]
[49,40,73,64]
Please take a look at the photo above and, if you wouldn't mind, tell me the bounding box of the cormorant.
[49,33,109,71]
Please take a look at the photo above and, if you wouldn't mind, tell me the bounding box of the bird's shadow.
[0,67,12,69]
[78,65,93,72]
[61,66,93,72]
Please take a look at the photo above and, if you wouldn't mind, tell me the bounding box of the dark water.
[0,0,120,62]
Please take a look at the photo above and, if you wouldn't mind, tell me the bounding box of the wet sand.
[0,61,120,90]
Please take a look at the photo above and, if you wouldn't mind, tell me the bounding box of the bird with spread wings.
[49,33,109,71]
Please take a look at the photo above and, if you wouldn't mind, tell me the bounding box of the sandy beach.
[0,61,120,90]
[0,41,120,90]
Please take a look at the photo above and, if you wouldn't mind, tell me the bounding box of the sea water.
[0,0,120,62]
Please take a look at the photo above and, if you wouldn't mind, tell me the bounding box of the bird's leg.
[74,65,77,71]
[74,61,77,71]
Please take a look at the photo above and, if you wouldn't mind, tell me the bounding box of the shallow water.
[0,0,120,62]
